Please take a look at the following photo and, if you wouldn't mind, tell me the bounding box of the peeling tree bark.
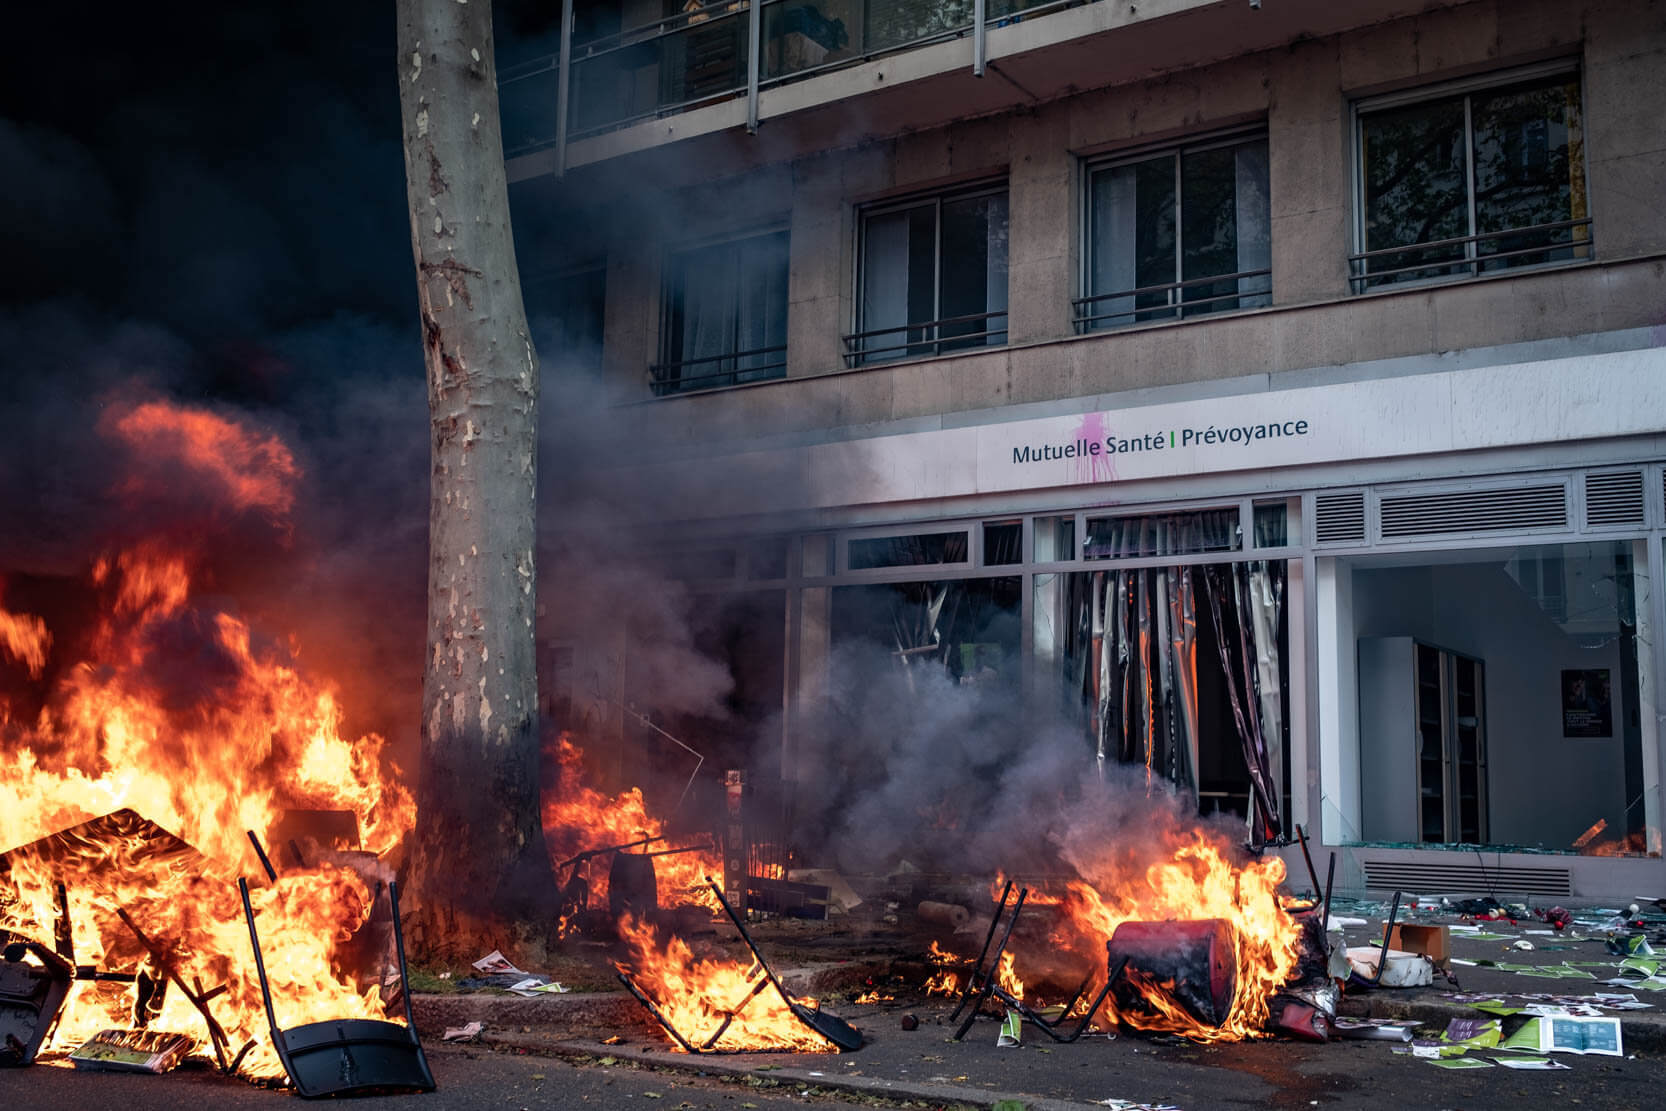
[396,0,548,956]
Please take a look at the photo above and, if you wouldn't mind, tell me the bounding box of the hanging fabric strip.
[1229,566,1272,840]
[1094,571,1109,774]
[1247,561,1286,837]
[1203,565,1279,845]
[1153,567,1179,788]
[1115,571,1134,766]
[1170,567,1201,798]
[1136,571,1155,778]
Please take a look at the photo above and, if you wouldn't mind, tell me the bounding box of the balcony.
[501,1,1078,161]
[501,0,1468,179]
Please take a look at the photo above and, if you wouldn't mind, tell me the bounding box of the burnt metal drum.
[1106,918,1238,1029]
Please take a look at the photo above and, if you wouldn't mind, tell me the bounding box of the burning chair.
[617,880,862,1053]
[237,874,435,1097]
[948,881,1128,1043]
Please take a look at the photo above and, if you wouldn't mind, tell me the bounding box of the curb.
[448,1032,1103,1110]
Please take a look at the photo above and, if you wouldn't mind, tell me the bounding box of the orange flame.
[1,403,415,1081]
[0,600,51,679]
[104,400,298,524]
[1035,828,1299,1041]
[616,914,834,1052]
[542,736,719,917]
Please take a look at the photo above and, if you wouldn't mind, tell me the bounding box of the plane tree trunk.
[395,0,549,959]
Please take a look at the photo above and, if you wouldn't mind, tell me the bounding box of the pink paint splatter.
[1073,411,1118,485]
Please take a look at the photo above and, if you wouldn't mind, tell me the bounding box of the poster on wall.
[1561,669,1612,738]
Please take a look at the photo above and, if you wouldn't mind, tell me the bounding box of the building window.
[1351,64,1590,293]
[1078,133,1271,332]
[653,229,789,396]
[848,183,1009,365]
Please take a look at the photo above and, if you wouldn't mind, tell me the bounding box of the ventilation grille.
[1585,470,1646,527]
[1378,485,1566,539]
[1360,859,1572,898]
[1314,491,1366,544]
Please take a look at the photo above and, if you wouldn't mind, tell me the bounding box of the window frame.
[1347,58,1592,295]
[1076,126,1273,334]
[846,179,1011,367]
[653,224,790,397]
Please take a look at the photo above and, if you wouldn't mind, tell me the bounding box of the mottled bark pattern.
[396,0,546,953]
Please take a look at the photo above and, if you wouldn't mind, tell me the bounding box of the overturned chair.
[949,879,1127,1043]
[238,876,436,1097]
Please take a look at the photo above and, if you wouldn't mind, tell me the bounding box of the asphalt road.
[0,1045,859,1111]
[5,1027,1663,1111]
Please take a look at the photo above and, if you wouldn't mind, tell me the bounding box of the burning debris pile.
[541,735,722,934]
[0,401,419,1084]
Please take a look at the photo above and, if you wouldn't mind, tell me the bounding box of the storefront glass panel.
[1333,539,1658,857]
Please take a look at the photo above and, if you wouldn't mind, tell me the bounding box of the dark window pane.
[1180,146,1239,314]
[1084,509,1241,560]
[859,202,935,363]
[1133,157,1178,321]
[1361,96,1469,285]
[660,230,787,394]
[1253,502,1289,548]
[939,193,1008,350]
[983,521,1022,566]
[906,204,938,352]
[849,531,970,570]
[1471,75,1587,270]
[735,231,790,381]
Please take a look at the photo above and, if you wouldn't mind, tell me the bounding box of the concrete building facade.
[501,0,1666,899]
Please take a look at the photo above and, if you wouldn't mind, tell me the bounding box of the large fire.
[0,400,416,1080]
[989,824,1301,1042]
[541,735,720,922]
[616,914,834,1053]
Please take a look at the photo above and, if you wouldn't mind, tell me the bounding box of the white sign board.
[626,347,1666,519]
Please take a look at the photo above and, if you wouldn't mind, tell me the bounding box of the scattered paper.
[69,1030,193,1074]
[1332,1017,1414,1042]
[472,950,526,976]
[1541,1015,1623,1056]
[1493,1056,1570,1070]
[1430,1056,1493,1069]
[505,977,569,997]
[1441,1018,1500,1049]
[443,1021,484,1042]
[997,1010,1022,1048]
[1097,1102,1183,1111]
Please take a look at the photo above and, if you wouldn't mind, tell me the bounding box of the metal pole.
[555,0,574,177]
[746,0,763,134]
[974,0,987,77]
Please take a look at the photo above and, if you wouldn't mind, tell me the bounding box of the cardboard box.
[1383,923,1450,966]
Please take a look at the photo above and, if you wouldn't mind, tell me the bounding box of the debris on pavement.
[442,1022,485,1042]
[67,1029,193,1074]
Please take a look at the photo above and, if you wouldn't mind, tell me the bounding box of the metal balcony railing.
[649,343,788,396]
[1348,218,1594,294]
[1072,268,1272,333]
[842,309,1009,366]
[500,1,1102,163]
